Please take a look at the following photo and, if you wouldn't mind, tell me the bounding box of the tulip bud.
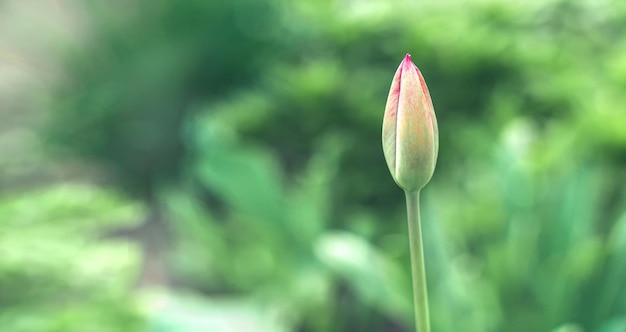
[382,54,438,192]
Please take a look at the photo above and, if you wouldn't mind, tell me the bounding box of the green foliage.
[161,114,411,331]
[0,185,145,332]
[424,122,626,331]
[43,0,283,195]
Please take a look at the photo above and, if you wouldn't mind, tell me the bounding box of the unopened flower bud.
[382,54,438,192]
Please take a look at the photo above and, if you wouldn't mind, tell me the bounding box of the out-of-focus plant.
[0,185,144,332]
[156,112,413,331]
[43,0,283,196]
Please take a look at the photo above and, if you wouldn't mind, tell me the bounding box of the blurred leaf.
[144,291,290,332]
[597,318,626,332]
[314,231,412,322]
[0,185,145,331]
[193,115,286,228]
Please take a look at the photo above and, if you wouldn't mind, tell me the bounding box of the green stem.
[405,190,431,332]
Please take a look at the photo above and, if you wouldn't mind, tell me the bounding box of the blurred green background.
[1,0,626,331]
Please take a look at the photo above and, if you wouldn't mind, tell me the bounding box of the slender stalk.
[405,190,431,332]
